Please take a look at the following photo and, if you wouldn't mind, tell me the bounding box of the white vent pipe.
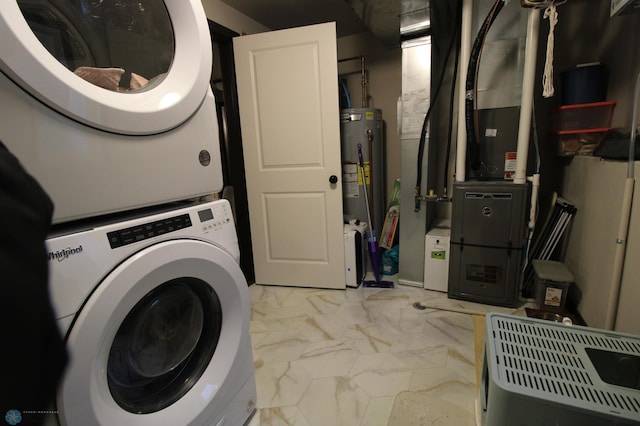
[455,0,473,182]
[514,8,540,184]
[456,3,540,183]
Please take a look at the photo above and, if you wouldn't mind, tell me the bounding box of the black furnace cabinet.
[448,181,529,307]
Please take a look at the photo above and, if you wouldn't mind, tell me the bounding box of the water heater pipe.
[455,0,473,182]
[337,55,368,108]
[513,8,540,184]
[361,56,367,108]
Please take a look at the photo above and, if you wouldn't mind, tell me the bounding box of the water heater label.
[358,163,371,186]
[342,163,359,198]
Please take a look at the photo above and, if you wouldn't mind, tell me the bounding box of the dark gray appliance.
[480,313,640,425]
[468,106,520,180]
[448,181,528,307]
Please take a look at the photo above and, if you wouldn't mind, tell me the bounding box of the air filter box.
[480,313,640,426]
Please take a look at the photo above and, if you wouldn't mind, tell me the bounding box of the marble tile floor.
[246,279,532,426]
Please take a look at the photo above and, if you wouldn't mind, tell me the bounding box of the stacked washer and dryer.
[0,0,256,425]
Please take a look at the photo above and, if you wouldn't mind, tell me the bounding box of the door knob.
[329,175,338,184]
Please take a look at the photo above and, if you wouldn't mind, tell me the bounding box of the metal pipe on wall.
[338,55,368,108]
[361,56,367,108]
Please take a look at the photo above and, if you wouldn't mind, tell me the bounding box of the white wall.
[561,157,640,333]
[555,0,640,332]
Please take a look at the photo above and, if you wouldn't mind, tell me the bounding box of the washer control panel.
[107,214,192,248]
[196,202,232,232]
[107,201,234,249]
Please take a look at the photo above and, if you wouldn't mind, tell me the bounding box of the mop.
[357,143,394,288]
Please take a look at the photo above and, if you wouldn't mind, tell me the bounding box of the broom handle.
[357,143,374,235]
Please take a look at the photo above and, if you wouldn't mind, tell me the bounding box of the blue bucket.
[561,63,607,105]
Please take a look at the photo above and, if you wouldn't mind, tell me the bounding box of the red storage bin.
[554,101,616,132]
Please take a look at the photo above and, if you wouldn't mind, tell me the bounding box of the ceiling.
[218,0,403,47]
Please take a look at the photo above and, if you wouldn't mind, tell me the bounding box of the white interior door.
[233,22,345,289]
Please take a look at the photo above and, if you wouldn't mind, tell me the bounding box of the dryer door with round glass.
[0,0,223,223]
[58,239,253,425]
[0,0,212,135]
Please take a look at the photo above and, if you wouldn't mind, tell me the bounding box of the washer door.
[0,0,211,135]
[58,239,251,425]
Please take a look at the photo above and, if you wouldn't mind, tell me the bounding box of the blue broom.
[357,143,394,288]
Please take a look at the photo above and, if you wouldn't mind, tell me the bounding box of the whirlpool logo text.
[48,245,83,262]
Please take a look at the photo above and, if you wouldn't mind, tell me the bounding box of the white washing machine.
[46,199,256,425]
[0,0,223,224]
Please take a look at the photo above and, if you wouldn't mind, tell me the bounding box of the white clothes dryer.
[0,0,223,224]
[46,199,256,426]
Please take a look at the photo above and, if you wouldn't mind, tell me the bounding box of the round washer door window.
[107,278,221,414]
[58,239,250,425]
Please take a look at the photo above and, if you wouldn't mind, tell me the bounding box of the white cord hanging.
[542,4,558,98]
